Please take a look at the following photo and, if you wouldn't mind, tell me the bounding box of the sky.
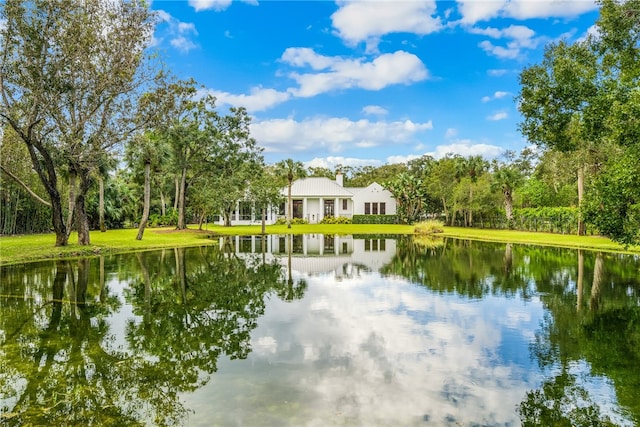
[149,0,601,169]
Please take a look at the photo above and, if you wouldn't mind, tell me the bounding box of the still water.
[1,235,639,426]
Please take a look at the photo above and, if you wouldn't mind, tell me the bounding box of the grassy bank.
[0,223,637,266]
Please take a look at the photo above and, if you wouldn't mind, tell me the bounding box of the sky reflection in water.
[1,235,638,426]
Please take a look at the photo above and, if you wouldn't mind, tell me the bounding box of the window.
[372,203,378,214]
[324,200,334,217]
[364,202,371,214]
[324,235,335,252]
[239,202,252,221]
[372,239,378,250]
[342,199,348,210]
[364,239,370,251]
[380,239,386,250]
[293,200,303,218]
[380,202,386,215]
[278,203,285,216]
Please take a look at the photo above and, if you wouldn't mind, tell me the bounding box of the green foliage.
[148,211,178,227]
[583,147,640,246]
[414,220,445,235]
[319,216,351,224]
[512,207,581,234]
[274,217,308,225]
[352,215,397,224]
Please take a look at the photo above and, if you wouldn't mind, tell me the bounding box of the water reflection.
[0,247,299,426]
[1,236,639,426]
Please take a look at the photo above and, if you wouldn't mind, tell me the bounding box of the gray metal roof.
[282,177,355,197]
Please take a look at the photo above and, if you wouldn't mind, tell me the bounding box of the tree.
[0,0,157,246]
[126,132,168,240]
[275,159,306,228]
[518,37,602,236]
[492,164,523,227]
[454,155,488,226]
[384,172,426,224]
[248,166,284,234]
[426,155,457,225]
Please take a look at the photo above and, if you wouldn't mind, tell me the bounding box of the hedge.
[352,215,398,224]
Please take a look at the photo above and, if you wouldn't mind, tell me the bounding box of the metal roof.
[282,177,355,197]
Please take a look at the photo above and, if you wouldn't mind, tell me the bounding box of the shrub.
[352,215,397,224]
[274,217,308,225]
[320,216,352,224]
[414,219,445,235]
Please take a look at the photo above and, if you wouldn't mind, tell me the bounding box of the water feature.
[1,234,639,426]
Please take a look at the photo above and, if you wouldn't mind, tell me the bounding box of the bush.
[352,215,397,224]
[274,217,308,225]
[320,216,352,224]
[414,220,445,235]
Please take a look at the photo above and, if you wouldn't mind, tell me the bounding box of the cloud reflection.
[185,270,546,426]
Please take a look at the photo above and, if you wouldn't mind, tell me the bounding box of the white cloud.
[456,0,598,25]
[188,0,232,12]
[251,117,433,154]
[472,24,543,59]
[154,10,198,53]
[306,156,383,169]
[188,0,257,12]
[487,111,508,121]
[282,49,429,97]
[331,1,442,51]
[201,87,291,112]
[429,140,504,159]
[170,36,197,53]
[362,105,388,116]
[482,91,510,102]
[487,69,508,77]
[445,128,458,138]
[386,154,421,164]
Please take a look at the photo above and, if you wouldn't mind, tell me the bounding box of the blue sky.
[150,0,600,169]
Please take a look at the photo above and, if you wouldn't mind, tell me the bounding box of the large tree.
[0,0,157,246]
[518,34,602,236]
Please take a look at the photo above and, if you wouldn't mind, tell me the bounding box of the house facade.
[220,173,397,225]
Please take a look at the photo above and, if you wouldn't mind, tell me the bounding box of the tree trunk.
[261,207,266,235]
[75,190,90,245]
[198,211,205,230]
[468,185,473,227]
[99,177,106,232]
[589,252,603,311]
[177,167,187,229]
[504,189,514,228]
[17,136,67,245]
[576,250,584,312]
[136,161,151,240]
[577,165,586,236]
[287,180,292,229]
[67,169,77,238]
[441,197,449,226]
[174,175,179,211]
[160,189,166,216]
[74,172,92,245]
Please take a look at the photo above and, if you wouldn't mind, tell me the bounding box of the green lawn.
[0,223,637,266]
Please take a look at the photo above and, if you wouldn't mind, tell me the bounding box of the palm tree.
[492,165,523,228]
[275,159,306,228]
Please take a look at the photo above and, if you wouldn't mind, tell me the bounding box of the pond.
[1,234,639,426]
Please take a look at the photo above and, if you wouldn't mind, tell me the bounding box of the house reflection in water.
[220,234,396,278]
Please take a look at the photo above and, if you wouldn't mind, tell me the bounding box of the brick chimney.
[336,171,343,187]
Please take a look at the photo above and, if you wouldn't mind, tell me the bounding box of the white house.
[220,172,397,225]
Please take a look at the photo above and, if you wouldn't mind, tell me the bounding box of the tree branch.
[0,164,51,207]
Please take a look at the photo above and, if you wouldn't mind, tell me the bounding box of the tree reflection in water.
[382,237,640,425]
[0,245,303,426]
